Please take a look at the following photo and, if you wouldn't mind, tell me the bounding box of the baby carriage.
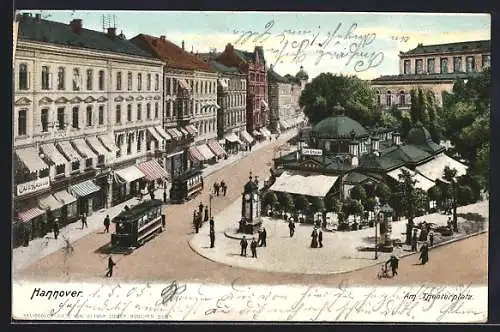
[377,263,390,279]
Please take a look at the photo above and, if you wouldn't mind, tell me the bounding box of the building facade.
[371,40,491,109]
[216,44,269,136]
[209,60,247,154]
[13,14,166,246]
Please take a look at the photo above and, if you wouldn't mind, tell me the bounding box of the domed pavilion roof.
[296,66,309,80]
[312,114,369,139]
[406,123,444,154]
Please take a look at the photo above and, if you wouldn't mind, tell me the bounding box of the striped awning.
[115,166,145,183]
[73,139,97,159]
[179,79,191,91]
[147,126,164,143]
[167,128,183,139]
[179,127,189,136]
[69,180,101,197]
[137,159,169,181]
[240,130,254,144]
[40,144,67,166]
[86,136,110,157]
[38,194,64,211]
[259,128,271,137]
[207,140,227,158]
[15,147,49,173]
[99,134,119,153]
[280,120,288,130]
[225,132,240,143]
[197,144,216,160]
[53,190,77,205]
[184,124,198,136]
[155,126,172,140]
[57,141,82,161]
[188,146,204,162]
[17,207,45,223]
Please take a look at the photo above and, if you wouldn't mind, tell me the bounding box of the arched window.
[399,91,406,106]
[386,91,392,106]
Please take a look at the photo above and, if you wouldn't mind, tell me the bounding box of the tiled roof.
[234,46,266,65]
[268,68,290,83]
[371,72,482,83]
[401,40,490,56]
[209,60,242,74]
[130,34,214,72]
[18,15,155,59]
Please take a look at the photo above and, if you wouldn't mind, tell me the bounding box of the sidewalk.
[12,128,298,274]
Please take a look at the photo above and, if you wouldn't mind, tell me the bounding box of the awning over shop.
[279,120,290,130]
[57,141,82,161]
[69,180,101,197]
[261,99,269,110]
[259,128,272,137]
[137,159,169,181]
[155,126,172,140]
[416,154,468,182]
[17,207,45,223]
[179,127,189,136]
[178,79,191,91]
[197,144,216,160]
[40,144,67,166]
[99,134,119,153]
[185,124,198,136]
[115,166,145,183]
[188,146,204,162]
[38,194,64,211]
[86,136,111,158]
[207,140,227,158]
[240,130,254,144]
[269,171,339,197]
[53,190,77,205]
[387,166,436,191]
[225,132,243,144]
[15,147,49,173]
[147,126,164,144]
[73,138,97,159]
[167,127,183,139]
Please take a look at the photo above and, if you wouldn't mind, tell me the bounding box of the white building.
[13,13,165,246]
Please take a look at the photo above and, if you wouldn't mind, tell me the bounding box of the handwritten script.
[232,21,409,72]
[13,281,486,322]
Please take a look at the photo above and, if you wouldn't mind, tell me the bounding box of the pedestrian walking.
[385,255,399,277]
[81,213,88,230]
[213,182,219,196]
[163,190,167,203]
[194,212,200,234]
[204,206,209,223]
[220,180,227,196]
[240,236,248,256]
[429,230,434,247]
[150,189,155,200]
[311,227,318,248]
[209,217,214,229]
[419,243,429,265]
[318,228,323,248]
[411,229,418,251]
[251,237,258,258]
[105,255,116,277]
[259,227,267,247]
[53,218,60,240]
[447,217,452,229]
[199,202,204,215]
[210,228,215,248]
[288,219,295,237]
[104,215,110,233]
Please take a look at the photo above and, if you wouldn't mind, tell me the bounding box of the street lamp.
[209,193,214,218]
[374,201,381,260]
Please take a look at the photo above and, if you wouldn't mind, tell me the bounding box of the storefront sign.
[17,177,50,197]
[302,148,323,156]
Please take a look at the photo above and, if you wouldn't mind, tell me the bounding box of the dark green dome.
[296,66,309,80]
[244,175,259,193]
[312,115,369,139]
[407,124,433,145]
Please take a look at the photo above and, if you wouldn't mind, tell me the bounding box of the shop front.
[207,139,227,160]
[53,189,78,226]
[224,132,244,154]
[136,159,170,194]
[13,207,46,248]
[68,180,102,216]
[113,165,146,204]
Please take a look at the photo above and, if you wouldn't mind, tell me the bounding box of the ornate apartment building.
[216,44,269,136]
[371,40,491,109]
[13,14,166,246]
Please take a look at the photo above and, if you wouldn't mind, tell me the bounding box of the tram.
[110,199,165,249]
[169,169,204,203]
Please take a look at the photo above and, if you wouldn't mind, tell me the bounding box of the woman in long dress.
[419,243,429,265]
[311,228,318,248]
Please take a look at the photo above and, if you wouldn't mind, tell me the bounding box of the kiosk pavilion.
[271,104,468,205]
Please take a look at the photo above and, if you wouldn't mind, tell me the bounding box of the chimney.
[392,132,401,146]
[107,27,116,38]
[182,40,185,50]
[371,137,380,153]
[70,19,83,34]
[160,35,166,41]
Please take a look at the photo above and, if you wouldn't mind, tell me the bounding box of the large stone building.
[13,14,166,246]
[216,44,269,136]
[208,60,249,153]
[267,65,308,133]
[371,40,491,109]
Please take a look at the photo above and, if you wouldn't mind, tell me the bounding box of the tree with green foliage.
[443,166,459,232]
[428,186,442,210]
[475,142,489,190]
[279,192,295,214]
[456,185,473,206]
[350,185,367,202]
[299,73,376,126]
[375,183,391,204]
[262,191,278,212]
[398,168,418,244]
[294,195,309,220]
[310,197,325,221]
[410,89,419,124]
[417,89,429,125]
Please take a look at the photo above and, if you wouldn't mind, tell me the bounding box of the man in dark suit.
[250,237,258,258]
[318,228,323,248]
[259,228,267,247]
[103,215,110,233]
[209,217,214,229]
[385,255,399,277]
[288,220,295,237]
[53,218,60,240]
[240,236,248,256]
[106,256,116,277]
[209,228,215,248]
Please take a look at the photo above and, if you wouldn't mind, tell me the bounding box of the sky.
[21,10,490,80]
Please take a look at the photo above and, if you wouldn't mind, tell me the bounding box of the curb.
[186,229,488,276]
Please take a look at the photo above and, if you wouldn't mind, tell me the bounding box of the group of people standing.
[213,180,228,197]
[240,236,259,258]
[310,226,323,248]
[193,202,210,234]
